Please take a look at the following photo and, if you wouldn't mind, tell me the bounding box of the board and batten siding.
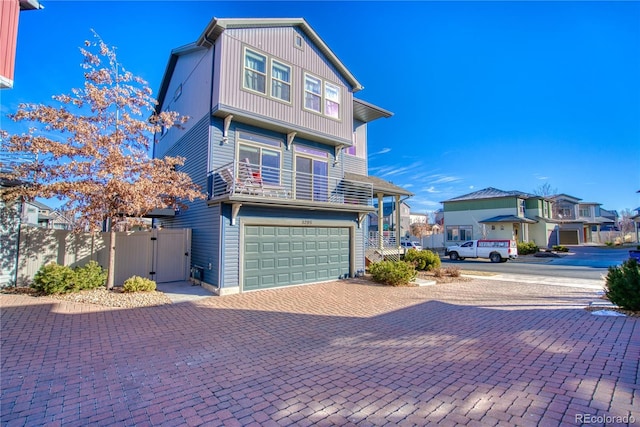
[160,115,221,287]
[215,27,354,143]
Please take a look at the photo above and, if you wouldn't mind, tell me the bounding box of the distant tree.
[410,222,432,238]
[533,182,557,197]
[0,33,205,288]
[619,209,636,241]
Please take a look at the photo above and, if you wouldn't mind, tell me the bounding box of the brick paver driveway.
[2,278,639,426]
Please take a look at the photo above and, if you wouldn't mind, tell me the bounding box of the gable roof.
[442,187,531,203]
[156,17,365,115]
[197,18,362,92]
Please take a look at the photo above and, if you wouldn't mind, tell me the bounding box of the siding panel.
[216,27,353,142]
[160,115,221,286]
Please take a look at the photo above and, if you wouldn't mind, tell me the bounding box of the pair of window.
[237,131,330,202]
[446,225,472,241]
[244,49,291,103]
[243,48,341,119]
[303,74,341,119]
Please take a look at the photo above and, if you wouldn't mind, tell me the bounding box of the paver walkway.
[1,278,638,426]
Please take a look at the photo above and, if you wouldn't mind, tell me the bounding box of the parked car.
[400,241,423,251]
[445,239,518,263]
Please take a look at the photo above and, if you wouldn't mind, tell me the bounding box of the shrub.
[32,262,75,294]
[443,266,461,277]
[123,276,157,293]
[552,245,569,252]
[517,242,539,255]
[605,259,640,311]
[433,266,461,278]
[403,249,441,271]
[369,261,417,287]
[72,261,107,291]
[32,261,108,294]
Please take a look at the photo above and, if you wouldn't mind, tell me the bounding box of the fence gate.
[152,228,191,283]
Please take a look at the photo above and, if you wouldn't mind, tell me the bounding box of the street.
[440,245,632,282]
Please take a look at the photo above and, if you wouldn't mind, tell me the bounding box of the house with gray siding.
[442,187,556,247]
[550,194,618,244]
[153,18,406,294]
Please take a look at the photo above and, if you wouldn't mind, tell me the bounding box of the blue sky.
[1,1,639,215]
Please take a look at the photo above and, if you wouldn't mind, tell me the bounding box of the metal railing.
[207,160,373,207]
[366,231,402,262]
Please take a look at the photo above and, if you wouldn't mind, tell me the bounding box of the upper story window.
[324,82,341,119]
[579,207,590,217]
[271,60,291,102]
[304,73,341,119]
[243,48,292,103]
[543,202,549,217]
[244,49,267,94]
[518,199,525,216]
[559,208,572,218]
[304,74,322,113]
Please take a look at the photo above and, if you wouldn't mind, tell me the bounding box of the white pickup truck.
[445,240,518,263]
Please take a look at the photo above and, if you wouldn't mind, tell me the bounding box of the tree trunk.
[107,227,116,289]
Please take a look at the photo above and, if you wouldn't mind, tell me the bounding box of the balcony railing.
[207,160,373,208]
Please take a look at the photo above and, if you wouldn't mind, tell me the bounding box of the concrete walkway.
[155,281,214,303]
[1,277,638,426]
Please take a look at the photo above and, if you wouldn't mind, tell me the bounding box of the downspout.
[208,40,222,292]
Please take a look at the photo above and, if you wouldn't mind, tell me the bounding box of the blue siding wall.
[221,204,364,289]
[159,114,221,286]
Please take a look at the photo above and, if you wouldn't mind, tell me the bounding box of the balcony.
[207,160,374,211]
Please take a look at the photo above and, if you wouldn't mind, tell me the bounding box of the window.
[271,60,291,102]
[559,208,572,218]
[324,82,341,118]
[543,202,549,217]
[579,207,590,217]
[243,49,266,94]
[518,199,525,216]
[294,34,303,49]
[294,146,329,202]
[237,131,282,185]
[446,225,472,241]
[304,74,322,113]
[304,73,341,119]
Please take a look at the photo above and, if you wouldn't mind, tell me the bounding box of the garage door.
[244,226,350,291]
[559,230,579,245]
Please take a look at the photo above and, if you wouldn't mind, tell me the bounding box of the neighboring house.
[0,0,43,89]
[0,177,24,287]
[442,187,556,247]
[21,200,74,230]
[409,212,428,225]
[369,201,411,236]
[152,18,408,294]
[550,194,617,244]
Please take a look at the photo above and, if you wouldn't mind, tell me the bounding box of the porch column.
[395,194,401,249]
[377,193,384,250]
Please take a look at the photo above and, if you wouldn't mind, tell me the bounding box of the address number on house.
[301,220,313,225]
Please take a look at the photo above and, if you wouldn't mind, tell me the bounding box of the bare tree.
[618,209,636,242]
[0,33,205,288]
[410,222,432,238]
[533,182,558,197]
